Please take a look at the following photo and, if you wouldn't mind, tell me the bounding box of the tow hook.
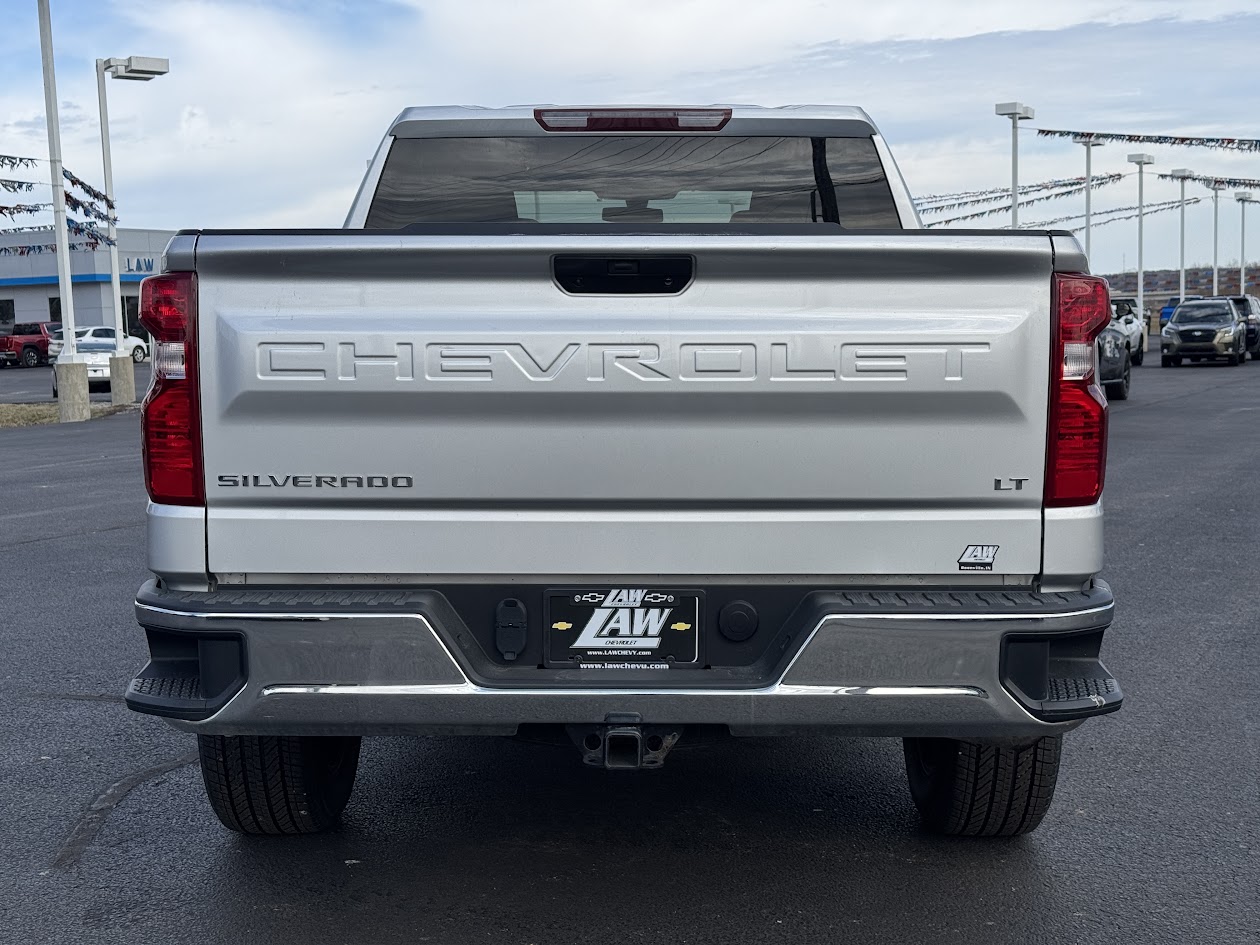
[568,714,682,770]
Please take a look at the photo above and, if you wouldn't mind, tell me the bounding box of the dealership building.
[0,227,175,335]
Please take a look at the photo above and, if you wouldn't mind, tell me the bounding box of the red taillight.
[1046,273,1110,507]
[139,272,203,506]
[534,108,732,132]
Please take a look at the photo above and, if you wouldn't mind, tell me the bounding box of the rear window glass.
[366,136,902,228]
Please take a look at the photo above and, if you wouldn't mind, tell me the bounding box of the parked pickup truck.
[0,321,59,367]
[124,105,1122,838]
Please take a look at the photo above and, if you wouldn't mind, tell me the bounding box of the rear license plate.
[545,587,703,670]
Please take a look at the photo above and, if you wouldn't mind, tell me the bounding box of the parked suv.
[1224,295,1260,359]
[1161,299,1247,366]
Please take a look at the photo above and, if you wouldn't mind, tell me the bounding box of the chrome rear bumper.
[127,580,1119,740]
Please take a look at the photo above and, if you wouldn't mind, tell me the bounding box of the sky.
[3,0,1260,275]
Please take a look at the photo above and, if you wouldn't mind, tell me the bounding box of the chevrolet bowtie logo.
[670,622,692,631]
[551,621,573,631]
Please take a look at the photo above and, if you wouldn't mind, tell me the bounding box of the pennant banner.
[62,168,116,210]
[0,203,51,219]
[914,173,1121,207]
[923,176,1126,227]
[63,192,117,225]
[1156,172,1260,190]
[1020,197,1190,229]
[1,179,37,194]
[1078,197,1204,232]
[0,155,39,171]
[0,224,52,234]
[918,173,1124,214]
[0,241,101,257]
[66,218,114,245]
[1036,128,1260,153]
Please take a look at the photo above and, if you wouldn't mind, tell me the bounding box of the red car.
[0,321,60,368]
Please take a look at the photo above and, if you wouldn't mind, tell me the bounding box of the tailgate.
[191,231,1054,579]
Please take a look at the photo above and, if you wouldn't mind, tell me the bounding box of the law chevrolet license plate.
[545,588,703,669]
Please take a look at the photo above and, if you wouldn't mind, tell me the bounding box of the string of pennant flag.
[1035,128,1260,152]
[0,241,102,257]
[923,176,1127,227]
[913,173,1123,206]
[1073,197,1204,232]
[917,173,1125,214]
[1155,172,1260,190]
[62,168,115,209]
[1019,197,1192,229]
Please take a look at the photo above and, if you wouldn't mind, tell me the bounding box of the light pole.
[1129,153,1154,334]
[96,56,169,358]
[1171,168,1193,300]
[1210,181,1226,295]
[38,0,89,421]
[995,102,1035,228]
[1239,192,1255,297]
[1073,134,1104,258]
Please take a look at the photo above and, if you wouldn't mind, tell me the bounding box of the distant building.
[0,227,175,336]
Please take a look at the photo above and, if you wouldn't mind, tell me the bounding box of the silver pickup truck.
[125,105,1122,838]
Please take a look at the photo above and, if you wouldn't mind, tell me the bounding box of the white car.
[1109,299,1146,366]
[50,341,114,398]
[48,326,149,362]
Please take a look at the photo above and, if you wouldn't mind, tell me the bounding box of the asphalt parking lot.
[0,361,151,404]
[1,357,1257,945]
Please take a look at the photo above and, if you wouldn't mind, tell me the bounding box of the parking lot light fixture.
[1128,154,1155,329]
[1170,169,1193,300]
[97,56,169,358]
[1073,135,1104,258]
[1238,192,1255,296]
[995,102,1034,227]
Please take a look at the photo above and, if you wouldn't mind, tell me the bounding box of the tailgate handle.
[553,255,693,295]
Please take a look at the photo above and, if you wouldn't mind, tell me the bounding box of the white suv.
[48,326,149,362]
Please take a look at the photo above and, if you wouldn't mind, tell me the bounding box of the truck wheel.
[902,735,1061,836]
[1105,354,1131,401]
[1131,343,1143,366]
[20,346,39,368]
[197,734,361,835]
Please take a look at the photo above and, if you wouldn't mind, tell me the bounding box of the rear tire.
[903,736,1062,836]
[197,734,361,835]
[132,345,145,362]
[1131,344,1143,366]
[20,346,39,368]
